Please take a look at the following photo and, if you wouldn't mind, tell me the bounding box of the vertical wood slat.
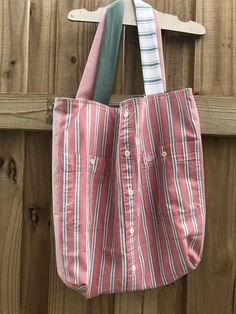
[0,131,25,314]
[142,281,187,314]
[187,0,236,312]
[54,0,83,96]
[20,133,52,314]
[186,138,236,314]
[114,291,143,314]
[194,0,236,95]
[55,0,100,96]
[158,0,196,91]
[28,0,58,93]
[0,0,30,92]
[19,0,57,312]
[89,293,115,314]
[0,1,30,314]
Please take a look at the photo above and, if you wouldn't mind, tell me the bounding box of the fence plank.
[161,0,196,92]
[89,294,115,314]
[55,0,102,96]
[142,281,187,314]
[194,0,236,95]
[0,0,30,92]
[114,291,143,314]
[28,0,57,93]
[0,94,235,136]
[0,0,29,313]
[186,137,236,314]
[20,132,52,314]
[187,0,236,312]
[0,131,25,314]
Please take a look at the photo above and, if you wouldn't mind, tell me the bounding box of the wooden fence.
[0,0,236,313]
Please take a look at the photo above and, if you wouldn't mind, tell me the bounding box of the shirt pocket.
[62,152,114,232]
[140,139,203,219]
[64,152,113,176]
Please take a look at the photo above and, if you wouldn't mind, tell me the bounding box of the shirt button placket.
[124,150,130,157]
[132,264,136,273]
[128,188,133,196]
[124,109,129,118]
[121,104,137,283]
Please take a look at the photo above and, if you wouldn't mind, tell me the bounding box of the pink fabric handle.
[76,8,107,100]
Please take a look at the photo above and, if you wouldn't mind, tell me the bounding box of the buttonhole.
[145,153,155,161]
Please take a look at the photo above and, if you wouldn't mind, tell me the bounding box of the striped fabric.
[134,0,166,94]
[52,0,206,299]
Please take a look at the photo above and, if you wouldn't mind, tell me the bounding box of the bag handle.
[75,8,107,101]
[92,0,125,105]
[132,0,166,94]
[76,0,166,104]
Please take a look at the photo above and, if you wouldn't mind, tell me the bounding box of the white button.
[130,227,134,235]
[132,265,136,272]
[90,158,95,165]
[128,188,134,196]
[124,150,130,157]
[124,110,129,118]
[162,151,167,158]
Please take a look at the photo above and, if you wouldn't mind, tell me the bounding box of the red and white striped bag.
[52,0,206,299]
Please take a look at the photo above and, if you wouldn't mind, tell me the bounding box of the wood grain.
[189,0,236,311]
[194,0,236,95]
[142,281,186,314]
[0,94,235,136]
[0,94,56,131]
[0,0,30,92]
[0,131,25,314]
[195,95,236,136]
[155,0,196,91]
[123,25,144,95]
[55,0,82,95]
[28,0,57,93]
[186,137,236,314]
[54,0,105,96]
[0,1,29,313]
[89,294,115,314]
[20,132,52,314]
[114,291,143,314]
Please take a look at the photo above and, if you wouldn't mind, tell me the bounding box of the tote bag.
[52,0,206,299]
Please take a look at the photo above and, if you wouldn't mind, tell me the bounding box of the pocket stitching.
[140,139,202,218]
[62,152,113,176]
[142,139,200,168]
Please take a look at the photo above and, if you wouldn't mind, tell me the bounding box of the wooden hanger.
[68,0,206,35]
